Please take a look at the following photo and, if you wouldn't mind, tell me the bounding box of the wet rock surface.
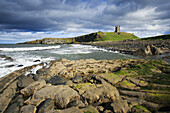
[0,58,170,113]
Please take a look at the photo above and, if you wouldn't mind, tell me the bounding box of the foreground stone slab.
[20,105,37,113]
[82,81,120,105]
[46,107,83,113]
[0,80,17,113]
[20,80,46,96]
[111,100,129,113]
[25,85,80,108]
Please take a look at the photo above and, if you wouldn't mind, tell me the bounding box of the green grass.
[96,32,139,41]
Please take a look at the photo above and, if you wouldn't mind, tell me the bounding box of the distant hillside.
[139,34,170,41]
[96,32,138,41]
[20,31,139,44]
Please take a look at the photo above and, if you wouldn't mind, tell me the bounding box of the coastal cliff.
[0,58,170,113]
[19,31,138,44]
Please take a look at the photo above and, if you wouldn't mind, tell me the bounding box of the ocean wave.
[51,44,119,54]
[52,50,92,54]
[0,54,55,78]
[0,45,61,52]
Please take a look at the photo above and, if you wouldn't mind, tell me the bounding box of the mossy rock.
[97,73,123,85]
[124,60,169,77]
[119,79,140,90]
[132,105,151,113]
[145,93,170,106]
[81,106,99,113]
[73,83,96,89]
[114,70,129,76]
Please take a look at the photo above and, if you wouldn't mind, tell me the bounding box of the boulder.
[72,76,83,83]
[20,80,46,96]
[97,73,123,85]
[5,57,14,61]
[104,110,113,113]
[17,65,23,67]
[96,106,104,112]
[37,99,54,113]
[20,105,37,113]
[34,60,40,62]
[9,94,24,107]
[0,73,21,92]
[17,76,35,88]
[0,81,17,113]
[81,106,99,113]
[4,103,19,113]
[73,83,97,95]
[46,107,83,113]
[82,81,120,105]
[67,99,85,108]
[0,55,7,58]
[48,75,70,85]
[111,100,129,113]
[5,64,15,68]
[26,73,35,78]
[25,85,80,108]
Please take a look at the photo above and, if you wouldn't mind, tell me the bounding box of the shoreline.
[82,39,170,57]
[0,58,170,113]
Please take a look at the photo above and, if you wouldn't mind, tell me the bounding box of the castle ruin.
[115,25,120,33]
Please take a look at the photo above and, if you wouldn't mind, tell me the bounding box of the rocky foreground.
[0,58,170,113]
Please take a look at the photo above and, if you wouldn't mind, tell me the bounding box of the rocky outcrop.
[20,80,46,96]
[0,81,17,113]
[133,45,163,56]
[0,55,14,61]
[88,39,170,56]
[0,59,170,113]
[20,105,37,113]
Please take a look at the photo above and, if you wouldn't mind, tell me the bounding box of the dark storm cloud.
[0,0,170,43]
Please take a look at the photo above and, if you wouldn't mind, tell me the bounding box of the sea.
[0,44,169,78]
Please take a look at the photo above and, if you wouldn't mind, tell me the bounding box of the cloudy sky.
[0,0,170,44]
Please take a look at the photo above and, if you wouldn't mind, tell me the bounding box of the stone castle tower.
[115,25,120,33]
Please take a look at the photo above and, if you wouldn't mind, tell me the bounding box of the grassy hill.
[95,32,139,41]
[139,34,170,41]
[20,31,139,44]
